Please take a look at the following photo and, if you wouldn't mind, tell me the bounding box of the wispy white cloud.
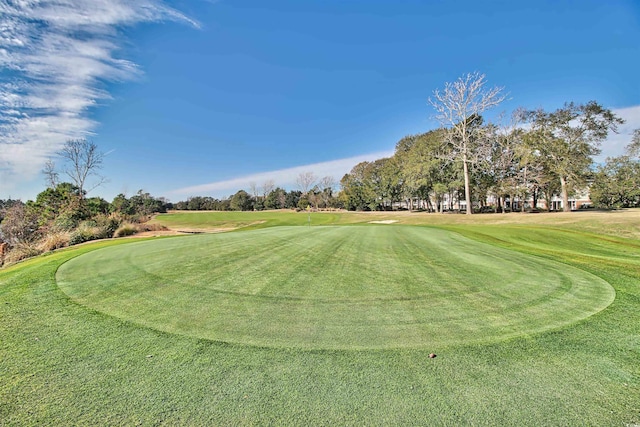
[167,104,640,201]
[167,150,395,200]
[0,0,197,195]
[597,105,640,161]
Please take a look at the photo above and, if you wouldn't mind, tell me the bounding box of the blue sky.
[1,0,639,201]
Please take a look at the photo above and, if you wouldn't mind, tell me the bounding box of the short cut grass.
[57,225,613,349]
[2,210,640,425]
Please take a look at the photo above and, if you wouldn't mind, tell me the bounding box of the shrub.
[112,221,167,238]
[140,223,168,232]
[113,222,138,238]
[95,214,122,237]
[297,198,310,210]
[69,221,107,245]
[0,203,40,245]
[88,214,123,239]
[52,212,79,231]
[69,229,93,246]
[5,242,43,264]
[40,231,71,252]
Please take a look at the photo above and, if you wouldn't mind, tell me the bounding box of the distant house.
[395,183,594,212]
[501,184,593,212]
[536,189,592,211]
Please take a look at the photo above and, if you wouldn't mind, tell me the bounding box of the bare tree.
[248,182,259,200]
[261,179,275,199]
[277,190,286,209]
[318,175,335,209]
[319,176,335,192]
[296,171,316,195]
[42,158,59,189]
[429,72,507,214]
[58,139,105,198]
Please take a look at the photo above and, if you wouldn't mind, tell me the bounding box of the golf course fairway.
[56,226,614,349]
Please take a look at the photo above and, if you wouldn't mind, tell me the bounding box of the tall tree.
[111,193,134,215]
[590,156,640,208]
[248,182,259,206]
[318,176,336,209]
[261,179,275,200]
[128,190,168,216]
[296,172,316,196]
[590,130,640,209]
[339,162,376,211]
[58,139,106,199]
[487,110,533,212]
[284,190,301,209]
[30,182,83,225]
[625,128,640,158]
[378,158,403,210]
[429,72,507,214]
[264,187,287,210]
[230,190,254,211]
[526,101,624,212]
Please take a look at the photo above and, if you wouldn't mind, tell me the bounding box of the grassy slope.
[57,226,613,350]
[1,211,639,425]
[152,208,640,238]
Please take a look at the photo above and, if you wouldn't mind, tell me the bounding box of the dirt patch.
[122,230,187,238]
[125,228,237,238]
[174,227,238,234]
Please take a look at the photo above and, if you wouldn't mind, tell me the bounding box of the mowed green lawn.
[57,226,613,350]
[1,210,639,425]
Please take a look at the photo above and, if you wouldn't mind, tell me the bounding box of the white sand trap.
[368,220,398,224]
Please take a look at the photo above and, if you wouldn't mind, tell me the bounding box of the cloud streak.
[596,105,640,161]
[167,150,396,200]
[0,0,197,195]
[167,104,640,201]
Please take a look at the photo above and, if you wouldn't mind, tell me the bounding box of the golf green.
[56,226,614,349]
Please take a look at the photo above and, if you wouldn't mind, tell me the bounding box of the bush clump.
[96,214,123,237]
[113,222,139,237]
[113,222,167,238]
[5,242,43,264]
[69,229,93,246]
[52,212,79,232]
[140,223,168,233]
[69,221,111,245]
[40,231,71,252]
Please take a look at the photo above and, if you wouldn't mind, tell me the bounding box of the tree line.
[340,73,633,213]
[172,172,341,211]
[173,185,340,212]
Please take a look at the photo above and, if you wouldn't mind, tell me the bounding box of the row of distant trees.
[173,115,639,214]
[340,121,640,213]
[339,73,637,213]
[171,171,342,211]
[174,183,341,212]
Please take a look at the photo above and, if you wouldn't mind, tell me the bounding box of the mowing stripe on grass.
[56,226,614,349]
